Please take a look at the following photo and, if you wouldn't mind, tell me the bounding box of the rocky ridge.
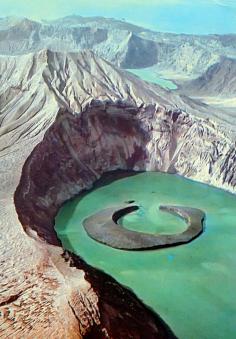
[180,56,236,97]
[1,48,235,155]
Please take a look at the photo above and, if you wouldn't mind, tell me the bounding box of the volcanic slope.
[1,48,226,153]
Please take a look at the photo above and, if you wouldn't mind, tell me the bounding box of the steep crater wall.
[15,100,178,338]
[15,100,236,245]
[15,101,150,245]
[14,100,236,337]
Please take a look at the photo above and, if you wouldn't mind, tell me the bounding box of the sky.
[0,0,236,34]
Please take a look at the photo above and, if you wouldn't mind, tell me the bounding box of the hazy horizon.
[0,0,236,35]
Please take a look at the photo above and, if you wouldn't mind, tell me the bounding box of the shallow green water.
[55,172,236,339]
[127,68,177,89]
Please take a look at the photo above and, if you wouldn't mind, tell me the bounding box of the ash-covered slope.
[1,48,235,191]
[1,16,236,78]
[180,57,236,97]
[2,48,219,152]
[0,49,155,151]
[1,47,235,193]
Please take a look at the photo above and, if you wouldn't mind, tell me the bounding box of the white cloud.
[211,0,236,7]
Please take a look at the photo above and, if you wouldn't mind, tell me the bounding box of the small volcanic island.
[83,204,205,250]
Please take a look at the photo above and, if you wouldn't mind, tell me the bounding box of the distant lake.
[55,172,236,339]
[127,68,177,89]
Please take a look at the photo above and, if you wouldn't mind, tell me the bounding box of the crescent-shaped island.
[83,204,205,250]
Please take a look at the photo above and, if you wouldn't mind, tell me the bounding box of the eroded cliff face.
[15,101,149,245]
[15,101,236,240]
[13,99,236,337]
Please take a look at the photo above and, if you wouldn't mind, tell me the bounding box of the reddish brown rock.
[13,101,178,338]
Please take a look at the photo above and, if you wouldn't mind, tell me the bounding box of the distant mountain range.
[0,15,236,80]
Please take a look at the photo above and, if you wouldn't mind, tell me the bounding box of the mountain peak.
[35,48,97,62]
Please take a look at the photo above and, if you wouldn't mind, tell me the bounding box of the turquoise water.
[127,68,177,89]
[55,172,236,339]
